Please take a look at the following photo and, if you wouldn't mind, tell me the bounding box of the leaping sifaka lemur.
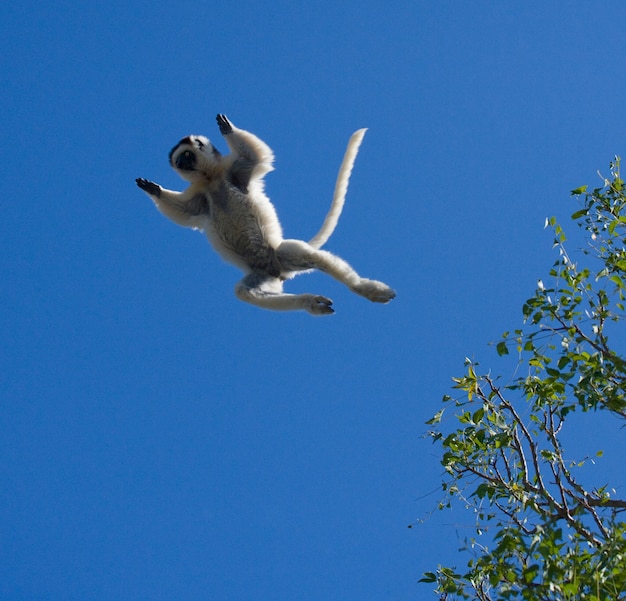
[136,114,395,315]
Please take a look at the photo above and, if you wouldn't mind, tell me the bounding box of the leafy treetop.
[422,159,626,600]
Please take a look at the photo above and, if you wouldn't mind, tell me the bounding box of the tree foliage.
[423,159,626,600]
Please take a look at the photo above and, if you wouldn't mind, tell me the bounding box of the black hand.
[216,114,233,135]
[136,178,161,197]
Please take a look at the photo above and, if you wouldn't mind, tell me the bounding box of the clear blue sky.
[1,2,625,600]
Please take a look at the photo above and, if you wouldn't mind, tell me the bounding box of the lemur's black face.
[175,148,196,171]
[169,137,198,171]
[169,135,220,182]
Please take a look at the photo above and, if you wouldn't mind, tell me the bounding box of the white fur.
[136,115,395,315]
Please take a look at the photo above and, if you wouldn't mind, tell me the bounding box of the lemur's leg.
[277,239,396,303]
[234,271,334,316]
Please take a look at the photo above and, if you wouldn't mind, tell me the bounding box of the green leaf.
[496,341,509,356]
[472,407,485,423]
[425,409,445,425]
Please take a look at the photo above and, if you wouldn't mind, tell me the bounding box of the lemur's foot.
[351,279,396,303]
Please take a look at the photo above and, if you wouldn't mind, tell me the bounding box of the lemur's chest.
[202,184,280,274]
[208,186,266,246]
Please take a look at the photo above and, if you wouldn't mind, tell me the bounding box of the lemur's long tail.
[308,128,367,249]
